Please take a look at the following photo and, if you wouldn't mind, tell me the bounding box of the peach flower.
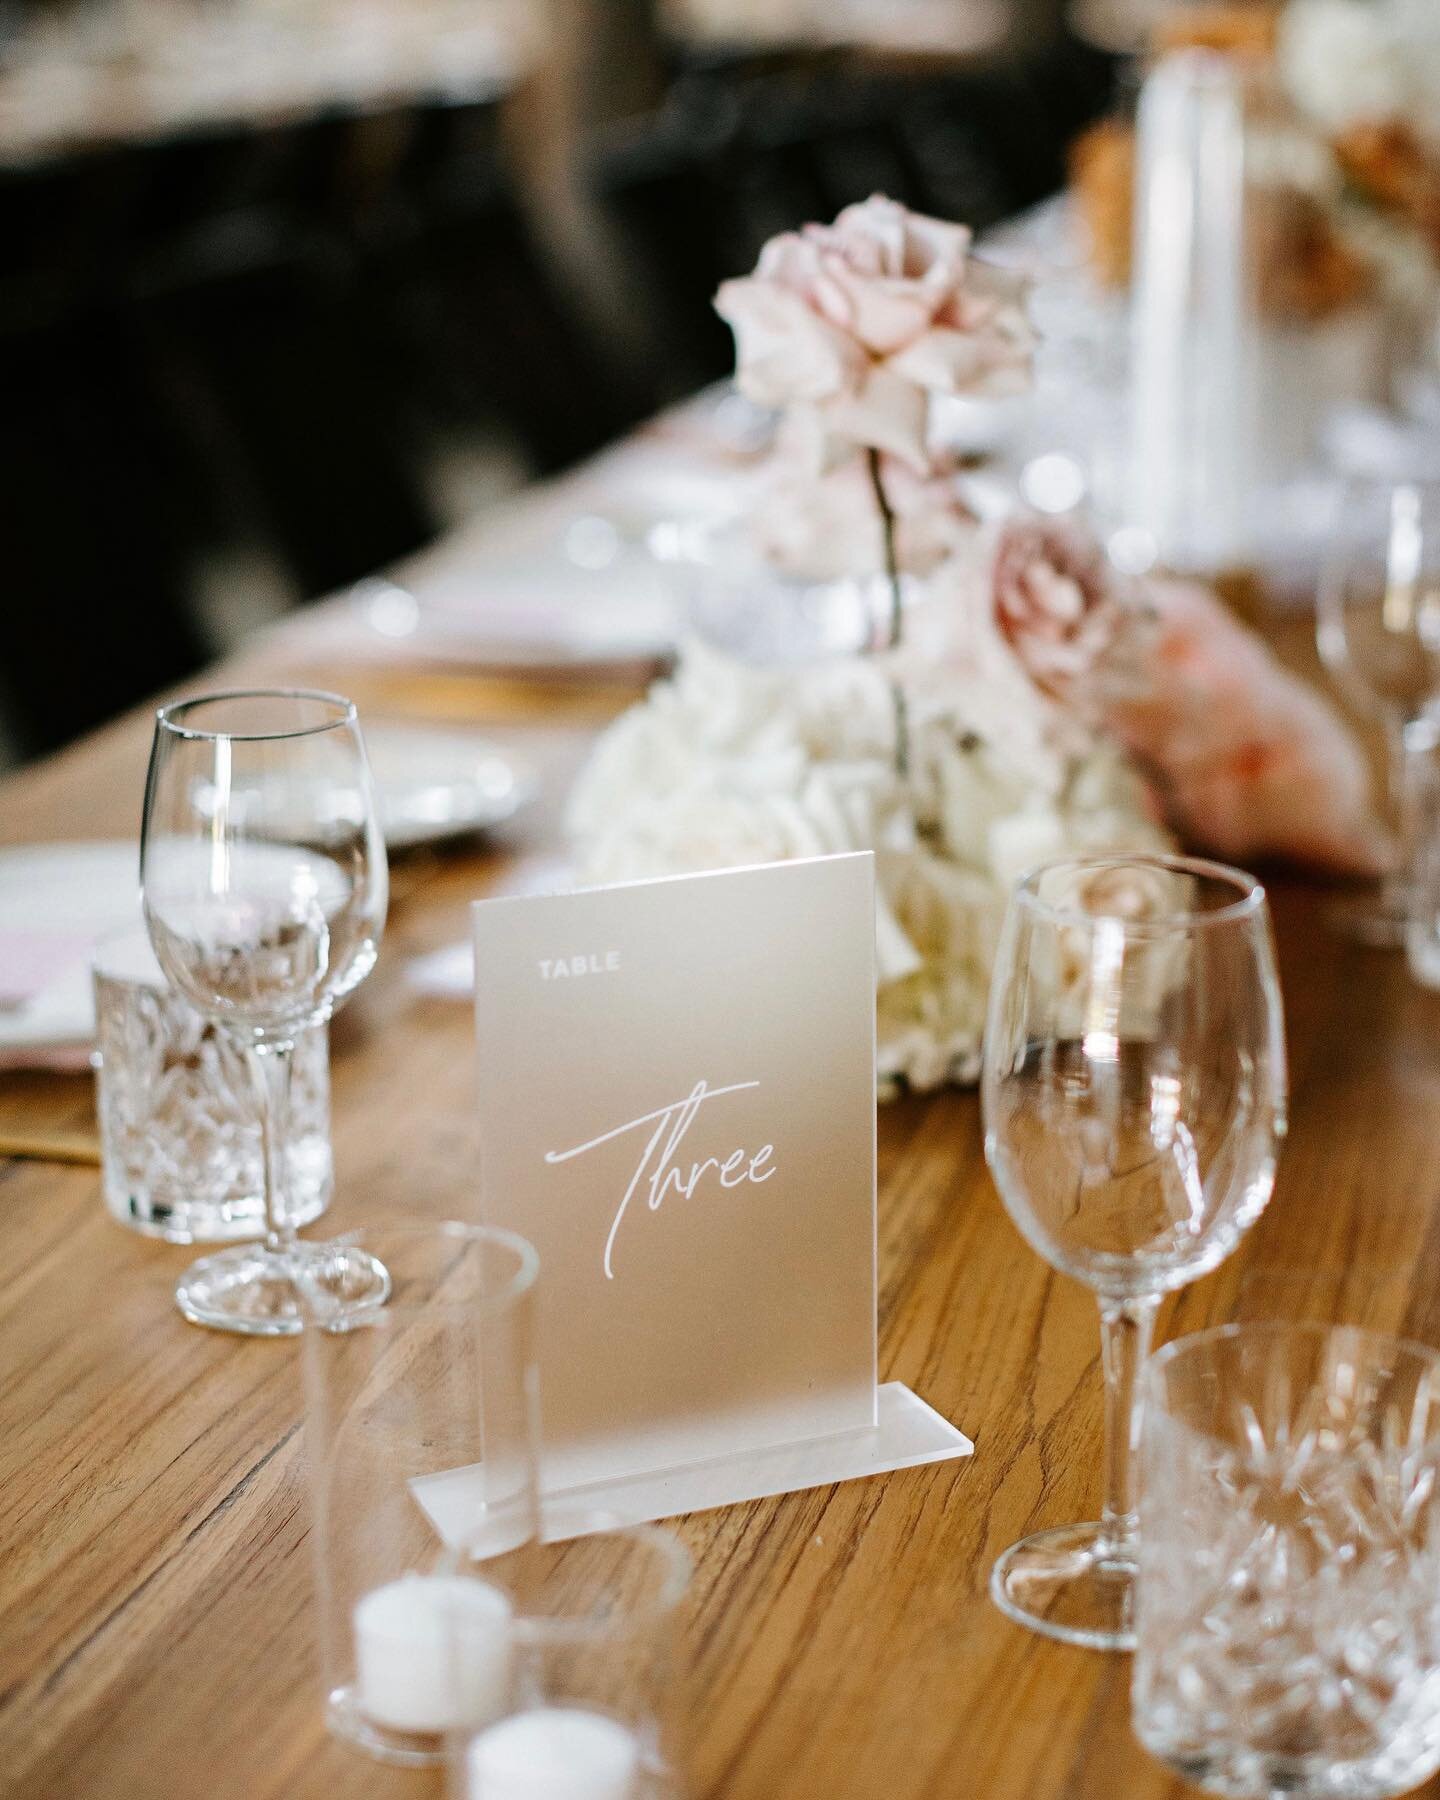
[1100,578,1388,876]
[990,516,1126,705]
[950,516,1384,875]
[715,195,1034,473]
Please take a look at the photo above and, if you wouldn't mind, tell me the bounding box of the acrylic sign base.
[413,1384,972,1548]
[542,1382,971,1540]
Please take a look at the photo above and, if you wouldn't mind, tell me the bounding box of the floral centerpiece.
[1279,0,1440,301]
[567,197,1383,1094]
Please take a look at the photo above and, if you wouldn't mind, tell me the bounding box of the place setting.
[7,7,1440,1797]
[0,715,532,1094]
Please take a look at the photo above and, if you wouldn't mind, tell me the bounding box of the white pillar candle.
[353,1573,512,1734]
[467,1707,641,1800]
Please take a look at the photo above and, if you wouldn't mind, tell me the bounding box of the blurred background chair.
[587,33,1117,396]
[0,0,1117,764]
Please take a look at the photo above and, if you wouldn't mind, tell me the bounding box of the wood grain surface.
[2,626,1438,1800]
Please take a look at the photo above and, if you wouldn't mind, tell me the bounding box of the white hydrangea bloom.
[567,638,1169,1094]
[1278,0,1425,137]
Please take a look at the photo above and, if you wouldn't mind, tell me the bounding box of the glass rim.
[155,687,358,744]
[1147,1319,1440,1393]
[512,1523,694,1648]
[315,1219,540,1321]
[1013,852,1266,933]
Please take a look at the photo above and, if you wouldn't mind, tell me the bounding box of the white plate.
[0,730,531,1057]
[0,841,142,1052]
[357,545,681,671]
[364,725,536,850]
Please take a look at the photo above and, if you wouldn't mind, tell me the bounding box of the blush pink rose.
[990,515,1126,705]
[1101,578,1388,876]
[714,195,1035,473]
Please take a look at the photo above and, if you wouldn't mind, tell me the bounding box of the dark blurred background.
[0,0,1120,767]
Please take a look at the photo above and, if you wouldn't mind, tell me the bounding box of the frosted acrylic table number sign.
[426,852,970,1542]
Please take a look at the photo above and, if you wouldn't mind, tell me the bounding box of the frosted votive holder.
[94,928,331,1242]
[451,1523,693,1800]
[300,1221,541,1767]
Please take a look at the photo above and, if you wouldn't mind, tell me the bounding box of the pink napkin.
[1102,579,1389,876]
[0,930,94,1008]
[0,929,100,1072]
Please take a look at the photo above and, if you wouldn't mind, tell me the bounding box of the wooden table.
[3,627,1439,1800]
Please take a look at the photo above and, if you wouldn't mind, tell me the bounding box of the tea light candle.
[467,1707,641,1800]
[354,1572,512,1734]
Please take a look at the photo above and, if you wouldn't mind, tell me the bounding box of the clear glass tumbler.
[1134,1323,1440,1799]
[982,854,1287,1651]
[450,1524,694,1800]
[94,929,331,1242]
[300,1221,541,1769]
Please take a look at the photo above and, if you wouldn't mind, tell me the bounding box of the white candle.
[353,1573,512,1734]
[467,1707,641,1800]
[1128,50,1253,571]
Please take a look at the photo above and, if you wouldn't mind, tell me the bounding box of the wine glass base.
[989,1522,1136,1652]
[175,1243,391,1337]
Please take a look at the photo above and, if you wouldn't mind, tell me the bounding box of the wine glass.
[1317,478,1440,944]
[140,689,390,1336]
[981,853,1287,1651]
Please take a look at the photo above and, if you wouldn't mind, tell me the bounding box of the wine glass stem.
[1097,1295,1159,1561]
[247,1040,296,1256]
